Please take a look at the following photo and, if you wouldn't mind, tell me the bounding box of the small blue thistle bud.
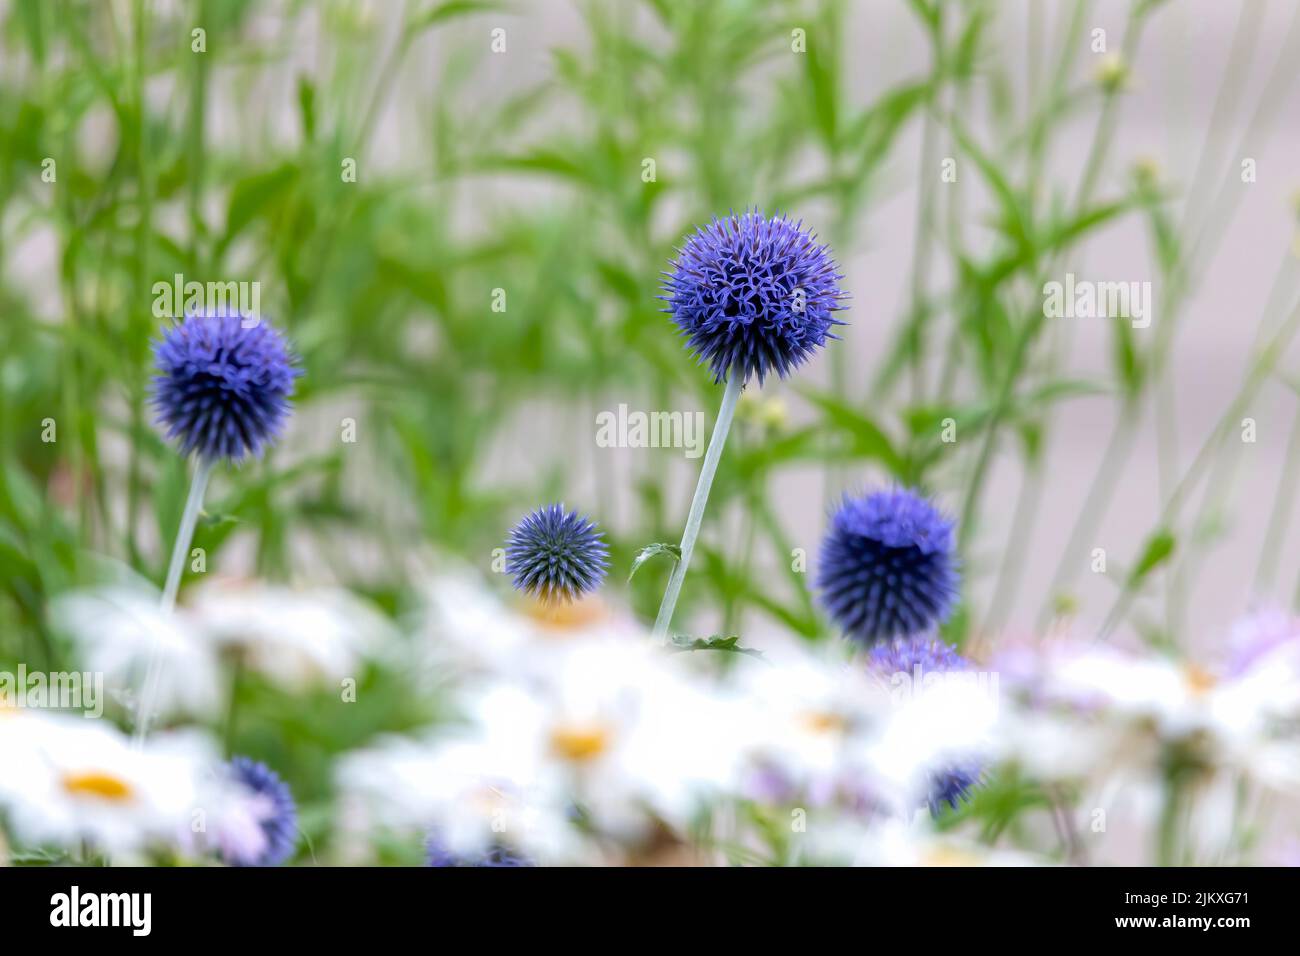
[152,311,299,462]
[505,504,609,604]
[817,488,959,644]
[662,211,846,385]
[866,635,983,818]
[926,762,983,817]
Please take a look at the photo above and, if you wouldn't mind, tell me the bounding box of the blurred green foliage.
[8,0,1294,861]
[0,0,1177,655]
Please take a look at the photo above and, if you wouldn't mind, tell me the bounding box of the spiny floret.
[867,634,970,676]
[152,311,299,462]
[662,210,847,385]
[926,761,982,818]
[505,503,609,604]
[817,488,959,645]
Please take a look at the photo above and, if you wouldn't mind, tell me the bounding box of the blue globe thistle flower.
[222,756,297,866]
[662,211,846,385]
[505,503,609,604]
[866,635,983,818]
[817,488,959,645]
[425,834,531,867]
[152,310,299,462]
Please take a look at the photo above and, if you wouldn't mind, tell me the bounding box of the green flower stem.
[133,455,214,747]
[653,375,743,642]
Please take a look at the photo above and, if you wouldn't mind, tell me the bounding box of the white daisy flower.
[0,712,216,858]
[190,579,393,689]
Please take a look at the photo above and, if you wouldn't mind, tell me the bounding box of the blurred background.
[3,0,1300,701]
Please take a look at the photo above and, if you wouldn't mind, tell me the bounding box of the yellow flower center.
[800,711,847,734]
[922,847,982,867]
[61,771,135,802]
[549,723,611,763]
[1183,664,1217,696]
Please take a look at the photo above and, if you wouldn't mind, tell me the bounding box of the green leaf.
[1126,530,1176,586]
[802,8,840,146]
[225,163,297,241]
[949,120,1032,253]
[798,388,906,476]
[297,75,316,141]
[628,542,680,582]
[667,634,764,660]
[409,0,508,33]
[1111,319,1145,396]
[198,510,242,529]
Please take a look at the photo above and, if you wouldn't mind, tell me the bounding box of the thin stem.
[133,456,215,746]
[652,375,743,642]
[1035,404,1138,631]
[1099,295,1300,638]
[1254,397,1300,597]
[958,5,1140,554]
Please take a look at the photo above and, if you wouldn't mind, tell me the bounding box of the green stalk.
[1255,398,1300,596]
[1100,295,1300,638]
[132,456,215,746]
[652,375,743,642]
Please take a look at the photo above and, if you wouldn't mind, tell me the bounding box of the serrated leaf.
[198,510,242,529]
[667,634,764,660]
[628,542,680,581]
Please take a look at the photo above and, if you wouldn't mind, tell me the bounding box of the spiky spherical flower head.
[817,488,959,645]
[222,756,297,866]
[152,311,299,462]
[662,211,846,385]
[505,504,609,604]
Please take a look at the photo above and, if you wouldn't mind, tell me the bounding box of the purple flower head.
[220,756,297,866]
[505,504,609,604]
[152,310,299,462]
[1227,606,1300,675]
[425,833,531,867]
[926,762,982,818]
[867,635,970,678]
[817,488,959,645]
[661,211,847,385]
